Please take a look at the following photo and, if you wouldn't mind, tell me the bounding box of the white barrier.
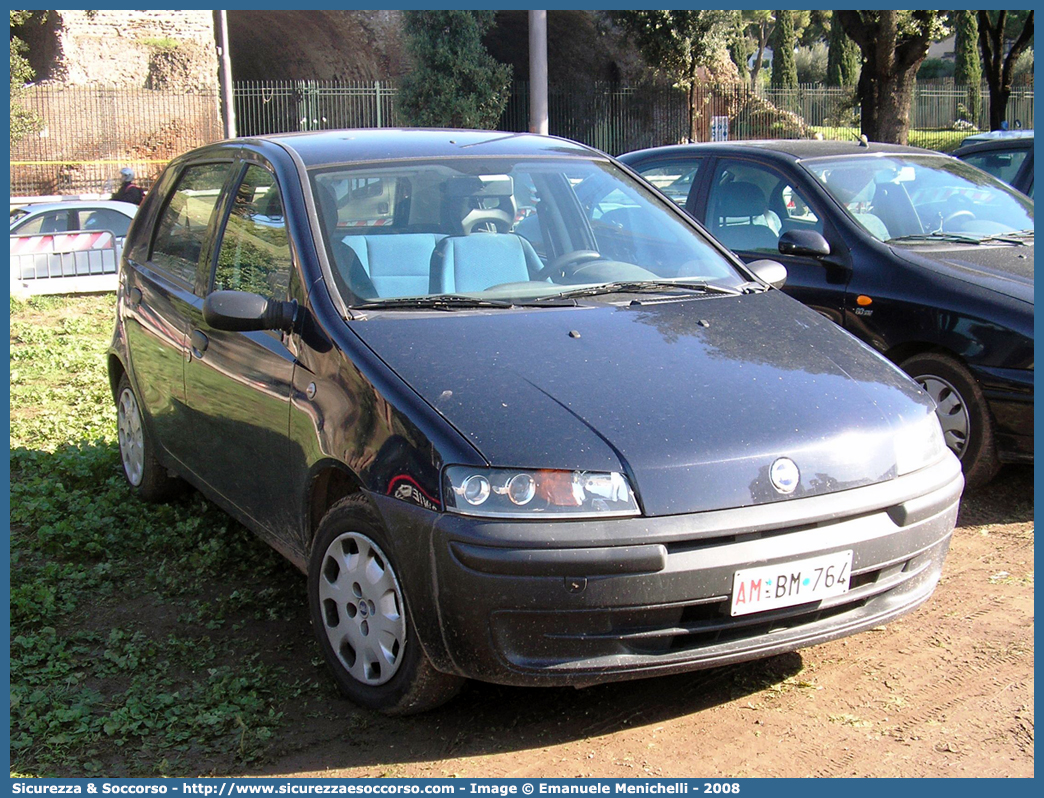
[10,230,121,297]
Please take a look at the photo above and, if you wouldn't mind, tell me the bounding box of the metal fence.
[10,229,120,297]
[10,79,1034,195]
[234,80,399,136]
[10,84,222,196]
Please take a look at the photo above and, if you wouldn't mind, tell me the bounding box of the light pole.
[529,10,548,135]
[216,10,237,139]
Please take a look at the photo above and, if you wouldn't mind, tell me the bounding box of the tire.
[901,352,1000,490]
[115,374,185,502]
[307,494,464,715]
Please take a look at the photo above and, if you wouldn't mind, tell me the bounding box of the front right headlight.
[444,465,640,518]
[895,413,948,476]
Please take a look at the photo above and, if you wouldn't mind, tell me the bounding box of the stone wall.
[54,10,219,91]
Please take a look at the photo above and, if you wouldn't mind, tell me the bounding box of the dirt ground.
[242,466,1034,779]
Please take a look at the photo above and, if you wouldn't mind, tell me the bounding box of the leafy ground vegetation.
[9,295,331,777]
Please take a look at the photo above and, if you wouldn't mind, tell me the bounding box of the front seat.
[430,234,543,294]
[711,181,781,253]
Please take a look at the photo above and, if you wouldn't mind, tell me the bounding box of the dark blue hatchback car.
[109,130,962,714]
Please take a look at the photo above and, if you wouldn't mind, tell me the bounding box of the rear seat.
[340,233,445,297]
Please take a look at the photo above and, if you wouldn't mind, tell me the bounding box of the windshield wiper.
[352,295,515,311]
[536,280,742,301]
[978,229,1034,245]
[888,231,984,244]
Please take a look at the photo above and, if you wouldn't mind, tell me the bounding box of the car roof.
[227,128,604,168]
[960,129,1034,145]
[621,139,937,164]
[14,200,138,215]
[954,136,1035,156]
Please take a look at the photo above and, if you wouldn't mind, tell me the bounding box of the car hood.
[351,291,935,516]
[889,239,1034,304]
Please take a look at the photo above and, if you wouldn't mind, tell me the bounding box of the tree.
[770,10,798,89]
[953,11,981,126]
[743,10,775,87]
[826,16,860,87]
[610,10,738,142]
[836,11,948,144]
[396,11,512,129]
[10,10,41,146]
[978,10,1034,131]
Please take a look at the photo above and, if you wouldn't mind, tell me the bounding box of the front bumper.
[973,365,1033,463]
[377,455,963,687]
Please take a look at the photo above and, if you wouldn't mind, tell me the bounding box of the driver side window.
[706,160,822,254]
[211,165,292,298]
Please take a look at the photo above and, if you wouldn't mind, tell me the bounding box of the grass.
[9,295,329,777]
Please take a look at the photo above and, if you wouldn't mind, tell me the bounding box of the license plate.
[730,550,852,616]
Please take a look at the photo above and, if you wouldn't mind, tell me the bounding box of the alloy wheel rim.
[117,388,145,486]
[318,532,406,686]
[915,374,970,458]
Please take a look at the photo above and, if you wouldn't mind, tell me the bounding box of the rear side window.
[212,165,292,297]
[632,160,702,206]
[150,163,231,286]
[80,208,133,237]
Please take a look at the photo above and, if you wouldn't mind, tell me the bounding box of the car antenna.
[858,134,870,148]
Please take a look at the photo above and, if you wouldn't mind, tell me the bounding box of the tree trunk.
[837,11,934,144]
[750,24,768,86]
[978,10,1034,130]
[987,84,1012,132]
[688,80,698,143]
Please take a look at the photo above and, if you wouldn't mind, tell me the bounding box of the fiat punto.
[109,129,962,714]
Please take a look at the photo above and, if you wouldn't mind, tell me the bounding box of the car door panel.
[121,261,193,466]
[182,161,297,540]
[695,155,851,324]
[122,162,235,468]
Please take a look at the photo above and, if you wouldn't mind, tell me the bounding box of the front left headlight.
[444,465,640,518]
[895,413,948,476]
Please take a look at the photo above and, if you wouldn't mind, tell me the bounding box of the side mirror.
[778,229,831,258]
[203,290,297,332]
[748,259,788,289]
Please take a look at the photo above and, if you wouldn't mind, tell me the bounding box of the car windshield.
[10,208,29,226]
[803,154,1034,243]
[309,157,746,308]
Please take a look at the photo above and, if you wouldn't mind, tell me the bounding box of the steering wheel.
[942,209,975,230]
[533,249,601,281]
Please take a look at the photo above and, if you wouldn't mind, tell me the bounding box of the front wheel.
[307,495,464,715]
[901,352,1000,490]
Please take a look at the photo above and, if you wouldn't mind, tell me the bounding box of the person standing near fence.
[111,167,145,205]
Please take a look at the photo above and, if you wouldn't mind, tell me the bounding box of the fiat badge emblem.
[770,457,800,494]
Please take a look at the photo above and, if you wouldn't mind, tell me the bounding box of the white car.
[10,200,138,239]
[10,201,139,296]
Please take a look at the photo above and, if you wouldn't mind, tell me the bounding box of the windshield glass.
[309,157,745,308]
[803,154,1034,243]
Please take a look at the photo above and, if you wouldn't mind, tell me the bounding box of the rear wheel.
[308,495,464,715]
[901,352,999,489]
[115,374,185,501]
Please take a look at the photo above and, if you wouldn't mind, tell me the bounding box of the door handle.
[128,287,142,307]
[190,329,209,358]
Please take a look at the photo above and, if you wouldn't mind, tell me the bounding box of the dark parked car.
[954,131,1034,197]
[109,130,962,715]
[620,141,1033,488]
